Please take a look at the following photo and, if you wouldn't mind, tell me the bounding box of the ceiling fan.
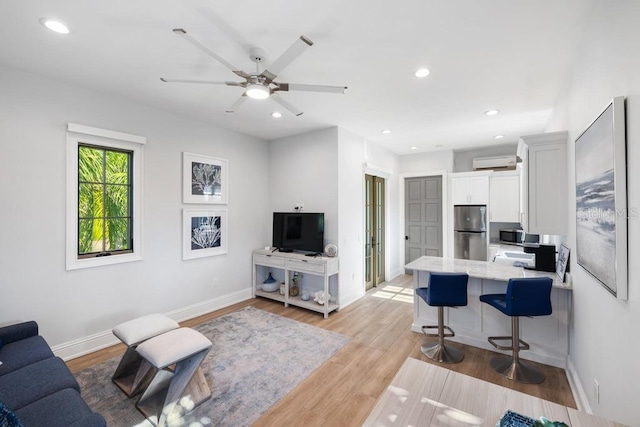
[161,29,347,116]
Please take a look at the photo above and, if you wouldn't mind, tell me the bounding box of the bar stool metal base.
[490,355,545,384]
[420,306,464,364]
[421,342,464,364]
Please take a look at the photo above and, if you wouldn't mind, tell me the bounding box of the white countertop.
[405,256,571,290]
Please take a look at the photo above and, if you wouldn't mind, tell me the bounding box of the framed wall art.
[183,152,228,204]
[574,96,628,299]
[183,209,228,260]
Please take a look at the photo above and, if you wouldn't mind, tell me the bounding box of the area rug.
[75,306,350,426]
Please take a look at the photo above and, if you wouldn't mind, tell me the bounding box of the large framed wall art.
[574,96,628,299]
[183,152,228,204]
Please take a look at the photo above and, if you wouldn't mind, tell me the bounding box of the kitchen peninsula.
[405,256,571,368]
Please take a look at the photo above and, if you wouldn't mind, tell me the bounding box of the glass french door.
[365,174,385,291]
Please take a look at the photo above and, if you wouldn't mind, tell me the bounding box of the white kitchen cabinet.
[489,171,520,222]
[450,173,489,205]
[518,131,568,235]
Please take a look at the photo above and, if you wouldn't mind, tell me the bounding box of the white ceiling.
[0,0,597,154]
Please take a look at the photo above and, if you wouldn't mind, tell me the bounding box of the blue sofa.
[0,321,105,427]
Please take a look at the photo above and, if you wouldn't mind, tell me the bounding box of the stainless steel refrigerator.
[453,205,487,261]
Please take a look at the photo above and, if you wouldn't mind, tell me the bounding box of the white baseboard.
[52,328,120,362]
[388,267,404,281]
[164,287,252,323]
[339,290,366,310]
[52,287,253,361]
[566,356,592,413]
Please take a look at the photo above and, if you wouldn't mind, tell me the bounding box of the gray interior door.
[405,176,442,272]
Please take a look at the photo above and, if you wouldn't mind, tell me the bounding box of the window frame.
[77,143,134,258]
[66,123,145,270]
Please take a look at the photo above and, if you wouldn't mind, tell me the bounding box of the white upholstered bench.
[135,327,213,427]
[111,313,180,397]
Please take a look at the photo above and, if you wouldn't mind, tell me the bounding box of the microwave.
[499,229,539,245]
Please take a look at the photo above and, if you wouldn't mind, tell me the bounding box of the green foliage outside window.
[78,145,132,256]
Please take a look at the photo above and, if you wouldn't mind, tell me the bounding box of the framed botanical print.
[183,209,228,260]
[183,152,228,204]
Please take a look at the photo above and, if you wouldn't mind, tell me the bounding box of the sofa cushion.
[0,336,54,377]
[0,322,37,346]
[0,357,79,411]
[15,389,105,427]
[0,400,24,427]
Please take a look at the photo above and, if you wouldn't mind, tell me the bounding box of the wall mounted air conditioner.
[472,154,518,170]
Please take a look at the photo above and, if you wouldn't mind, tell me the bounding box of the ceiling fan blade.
[271,93,303,116]
[262,36,313,81]
[173,28,248,76]
[277,83,347,94]
[226,95,247,113]
[160,78,244,86]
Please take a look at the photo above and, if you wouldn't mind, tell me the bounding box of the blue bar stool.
[480,277,553,384]
[415,273,468,363]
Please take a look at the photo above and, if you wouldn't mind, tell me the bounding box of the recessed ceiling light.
[382,129,391,134]
[494,134,504,139]
[410,146,418,150]
[484,109,499,116]
[40,18,72,34]
[271,112,282,118]
[415,68,431,78]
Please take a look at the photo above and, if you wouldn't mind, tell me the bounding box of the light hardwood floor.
[66,274,576,426]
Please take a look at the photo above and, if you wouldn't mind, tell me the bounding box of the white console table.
[405,256,572,368]
[252,249,339,318]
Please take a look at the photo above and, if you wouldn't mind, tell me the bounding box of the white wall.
[269,128,400,307]
[0,65,269,352]
[363,139,402,279]
[545,1,640,424]
[337,129,366,306]
[399,149,454,173]
[267,127,339,246]
[336,132,402,305]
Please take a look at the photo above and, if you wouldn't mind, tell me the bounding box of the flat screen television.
[272,212,324,254]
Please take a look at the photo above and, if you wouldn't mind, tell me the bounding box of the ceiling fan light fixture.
[40,18,72,34]
[415,68,430,78]
[246,84,270,100]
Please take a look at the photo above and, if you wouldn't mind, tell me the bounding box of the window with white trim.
[66,123,145,270]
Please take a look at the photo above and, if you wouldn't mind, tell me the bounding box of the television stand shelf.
[252,249,339,318]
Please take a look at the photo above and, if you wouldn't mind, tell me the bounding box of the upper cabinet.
[489,171,520,222]
[518,131,568,235]
[451,173,490,205]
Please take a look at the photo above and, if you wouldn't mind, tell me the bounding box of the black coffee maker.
[523,244,556,272]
